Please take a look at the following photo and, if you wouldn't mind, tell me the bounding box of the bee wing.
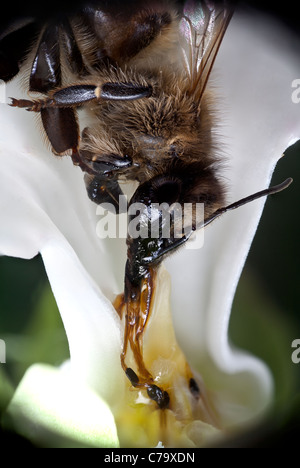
[179,0,234,102]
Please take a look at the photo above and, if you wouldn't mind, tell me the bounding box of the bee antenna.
[202,177,293,228]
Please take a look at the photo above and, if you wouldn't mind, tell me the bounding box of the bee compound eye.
[151,177,182,205]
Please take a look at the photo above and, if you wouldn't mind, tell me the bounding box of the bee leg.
[10,80,151,154]
[30,23,62,93]
[76,150,132,212]
[10,81,152,112]
[10,98,80,155]
[0,20,39,82]
[42,108,79,155]
[79,150,133,177]
[100,82,152,101]
[60,18,88,77]
[10,20,79,156]
[30,17,88,92]
[9,87,96,112]
[9,95,80,155]
[84,173,125,212]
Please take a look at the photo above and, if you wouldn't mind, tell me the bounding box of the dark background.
[0,0,299,447]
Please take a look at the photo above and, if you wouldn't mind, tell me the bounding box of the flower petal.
[6,363,119,448]
[0,80,124,402]
[40,239,123,404]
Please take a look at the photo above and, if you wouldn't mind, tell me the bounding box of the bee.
[2,0,292,409]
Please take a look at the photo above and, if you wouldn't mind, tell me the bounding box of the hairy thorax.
[81,68,216,184]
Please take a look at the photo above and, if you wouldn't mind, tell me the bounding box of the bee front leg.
[84,173,126,212]
[79,151,132,212]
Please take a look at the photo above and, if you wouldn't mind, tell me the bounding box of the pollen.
[95,86,101,99]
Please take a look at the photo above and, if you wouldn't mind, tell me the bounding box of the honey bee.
[2,0,292,409]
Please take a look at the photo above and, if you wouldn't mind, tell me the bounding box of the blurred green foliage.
[0,255,69,418]
[230,140,300,444]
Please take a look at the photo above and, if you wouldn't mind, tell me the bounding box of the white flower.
[0,10,299,447]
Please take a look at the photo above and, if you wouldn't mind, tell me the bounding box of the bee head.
[130,162,226,220]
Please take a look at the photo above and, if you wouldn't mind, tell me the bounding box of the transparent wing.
[180,0,234,103]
